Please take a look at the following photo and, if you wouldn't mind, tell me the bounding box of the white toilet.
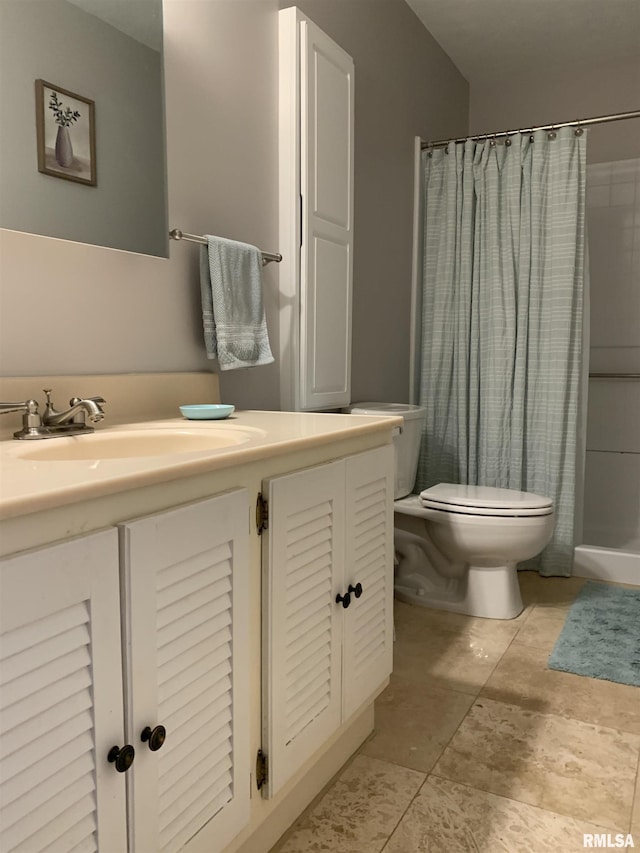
[349,403,555,620]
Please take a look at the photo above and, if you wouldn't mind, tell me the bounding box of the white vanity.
[0,378,400,853]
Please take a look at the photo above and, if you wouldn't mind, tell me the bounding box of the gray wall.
[0,0,166,257]
[469,55,640,163]
[0,0,468,411]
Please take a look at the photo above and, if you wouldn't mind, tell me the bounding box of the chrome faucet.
[42,389,106,427]
[0,390,106,439]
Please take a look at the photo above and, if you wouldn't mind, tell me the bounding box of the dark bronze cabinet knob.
[141,725,166,752]
[348,583,363,599]
[107,744,135,772]
[335,592,351,609]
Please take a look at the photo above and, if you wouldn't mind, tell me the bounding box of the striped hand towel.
[199,235,274,370]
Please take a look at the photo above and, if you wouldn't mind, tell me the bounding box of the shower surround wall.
[583,158,640,553]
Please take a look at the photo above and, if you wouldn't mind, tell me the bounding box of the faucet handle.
[0,399,39,415]
[1,399,42,435]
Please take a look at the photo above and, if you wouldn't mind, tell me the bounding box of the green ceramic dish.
[179,404,235,420]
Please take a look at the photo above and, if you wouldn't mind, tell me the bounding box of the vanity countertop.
[0,410,402,520]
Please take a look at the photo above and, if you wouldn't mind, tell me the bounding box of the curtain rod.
[589,372,640,380]
[421,110,640,150]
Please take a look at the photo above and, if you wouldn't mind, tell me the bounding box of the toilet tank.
[348,403,426,499]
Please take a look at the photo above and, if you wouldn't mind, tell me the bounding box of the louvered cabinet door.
[262,461,344,798]
[343,446,394,720]
[0,529,127,853]
[119,490,250,853]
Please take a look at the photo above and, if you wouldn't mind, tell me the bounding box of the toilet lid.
[349,402,425,422]
[420,483,553,515]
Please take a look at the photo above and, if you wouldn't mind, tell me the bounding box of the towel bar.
[170,229,282,266]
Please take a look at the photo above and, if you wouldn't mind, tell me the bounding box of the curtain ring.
[489,135,497,148]
[574,122,584,137]
[547,128,557,141]
[504,133,512,147]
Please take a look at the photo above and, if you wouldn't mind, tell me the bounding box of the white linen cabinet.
[260,446,394,797]
[279,6,355,411]
[0,490,250,853]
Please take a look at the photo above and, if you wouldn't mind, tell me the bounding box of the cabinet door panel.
[262,461,344,797]
[343,446,394,719]
[119,490,249,853]
[299,16,354,411]
[0,530,126,853]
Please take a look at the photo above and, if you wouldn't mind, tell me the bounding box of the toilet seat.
[420,500,553,518]
[419,483,553,518]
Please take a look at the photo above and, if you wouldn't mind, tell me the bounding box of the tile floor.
[271,572,640,852]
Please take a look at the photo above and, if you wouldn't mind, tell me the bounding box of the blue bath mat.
[548,581,640,687]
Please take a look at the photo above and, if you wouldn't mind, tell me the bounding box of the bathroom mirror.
[0,0,168,258]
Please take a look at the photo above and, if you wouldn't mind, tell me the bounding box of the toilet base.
[395,563,524,620]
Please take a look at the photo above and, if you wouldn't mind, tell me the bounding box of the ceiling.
[66,0,162,52]
[405,0,640,84]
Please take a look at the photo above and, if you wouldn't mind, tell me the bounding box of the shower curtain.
[416,127,587,576]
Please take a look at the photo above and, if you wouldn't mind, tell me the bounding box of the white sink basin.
[17,428,252,461]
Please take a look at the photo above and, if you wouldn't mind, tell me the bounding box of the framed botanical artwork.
[35,79,96,186]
